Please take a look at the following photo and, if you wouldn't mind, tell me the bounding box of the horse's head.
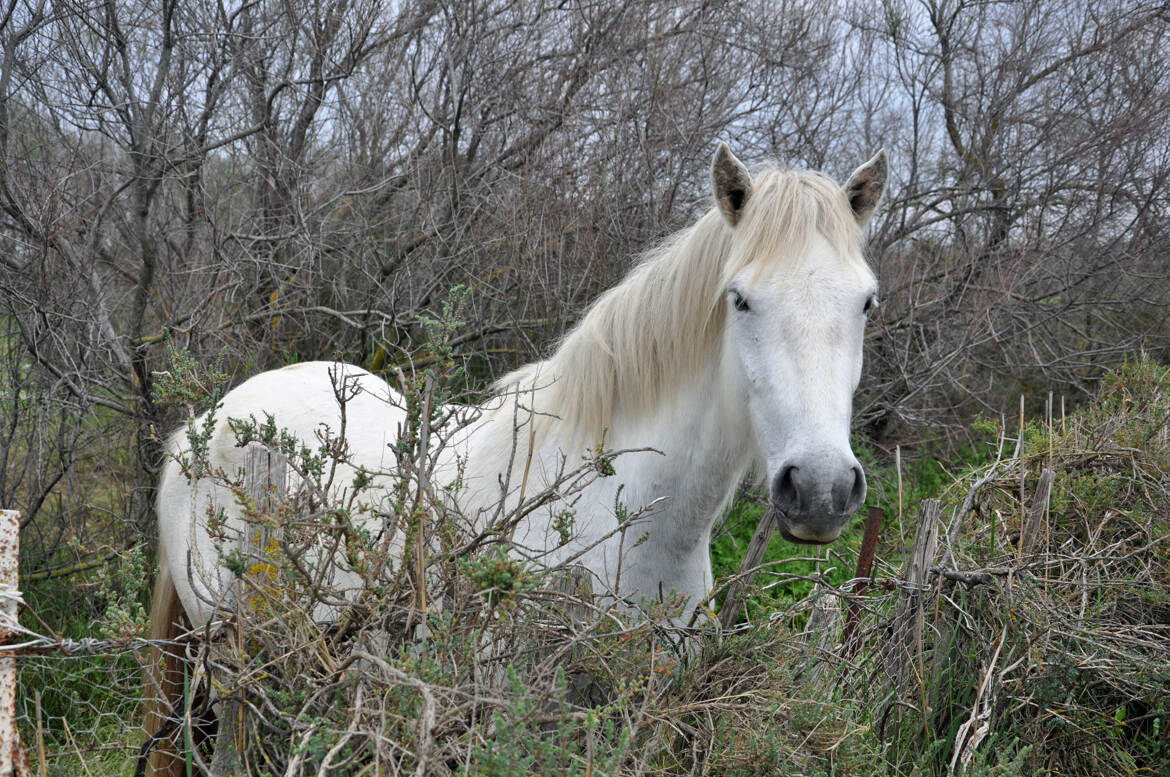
[713,143,888,543]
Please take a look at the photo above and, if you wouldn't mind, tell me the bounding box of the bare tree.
[853,0,1170,437]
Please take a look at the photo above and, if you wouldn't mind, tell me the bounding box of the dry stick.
[351,651,436,777]
[59,719,94,777]
[34,691,46,777]
[1053,390,1062,561]
[841,506,884,658]
[1053,390,1062,463]
[940,426,1007,572]
[950,624,1009,773]
[932,567,994,587]
[1019,395,1026,528]
[316,685,364,777]
[718,508,779,630]
[693,555,840,628]
[896,444,905,548]
[414,375,433,622]
[282,724,321,777]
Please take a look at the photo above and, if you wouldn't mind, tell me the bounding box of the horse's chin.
[776,517,845,545]
[778,526,831,545]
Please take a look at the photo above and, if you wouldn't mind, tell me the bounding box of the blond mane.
[495,166,867,444]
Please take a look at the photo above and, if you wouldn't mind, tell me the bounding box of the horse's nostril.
[774,465,801,513]
[828,464,865,514]
[847,465,866,512]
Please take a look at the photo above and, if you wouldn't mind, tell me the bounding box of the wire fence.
[0,508,192,776]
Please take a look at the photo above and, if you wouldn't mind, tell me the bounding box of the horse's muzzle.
[771,453,866,543]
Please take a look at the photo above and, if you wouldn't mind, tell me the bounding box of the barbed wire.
[1,634,184,657]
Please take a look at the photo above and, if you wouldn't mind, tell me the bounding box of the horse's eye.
[732,291,750,312]
[863,295,878,315]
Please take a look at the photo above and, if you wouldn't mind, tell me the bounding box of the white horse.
[145,142,888,773]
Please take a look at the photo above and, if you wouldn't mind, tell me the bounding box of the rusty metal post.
[0,509,30,776]
[841,506,883,657]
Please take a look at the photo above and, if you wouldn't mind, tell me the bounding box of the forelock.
[723,167,866,287]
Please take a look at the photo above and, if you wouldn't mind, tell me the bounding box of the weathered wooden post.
[719,508,778,630]
[1019,469,1055,557]
[0,510,30,776]
[888,499,940,691]
[208,449,287,777]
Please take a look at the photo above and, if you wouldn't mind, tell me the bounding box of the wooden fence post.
[888,499,941,690]
[243,446,287,565]
[0,510,30,776]
[208,449,287,777]
[719,508,778,630]
[1019,469,1055,557]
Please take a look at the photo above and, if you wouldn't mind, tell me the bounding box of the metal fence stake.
[842,506,884,657]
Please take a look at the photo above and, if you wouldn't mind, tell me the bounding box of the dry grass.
[828,357,1170,775]
[16,359,1170,776]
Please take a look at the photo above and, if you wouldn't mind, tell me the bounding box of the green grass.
[710,424,1002,618]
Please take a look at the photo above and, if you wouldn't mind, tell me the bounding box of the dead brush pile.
[836,357,1170,776]
[175,570,852,777]
[153,459,855,777]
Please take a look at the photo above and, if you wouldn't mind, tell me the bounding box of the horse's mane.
[495,166,866,445]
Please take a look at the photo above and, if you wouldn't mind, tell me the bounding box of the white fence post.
[0,509,28,776]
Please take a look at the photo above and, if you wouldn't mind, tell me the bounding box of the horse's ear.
[711,142,753,227]
[844,149,889,226]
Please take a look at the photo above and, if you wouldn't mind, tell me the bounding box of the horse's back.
[156,361,406,626]
[210,361,404,469]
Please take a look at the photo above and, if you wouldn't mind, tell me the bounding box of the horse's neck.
[569,354,750,605]
[607,356,752,541]
[445,347,750,605]
[453,353,751,519]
